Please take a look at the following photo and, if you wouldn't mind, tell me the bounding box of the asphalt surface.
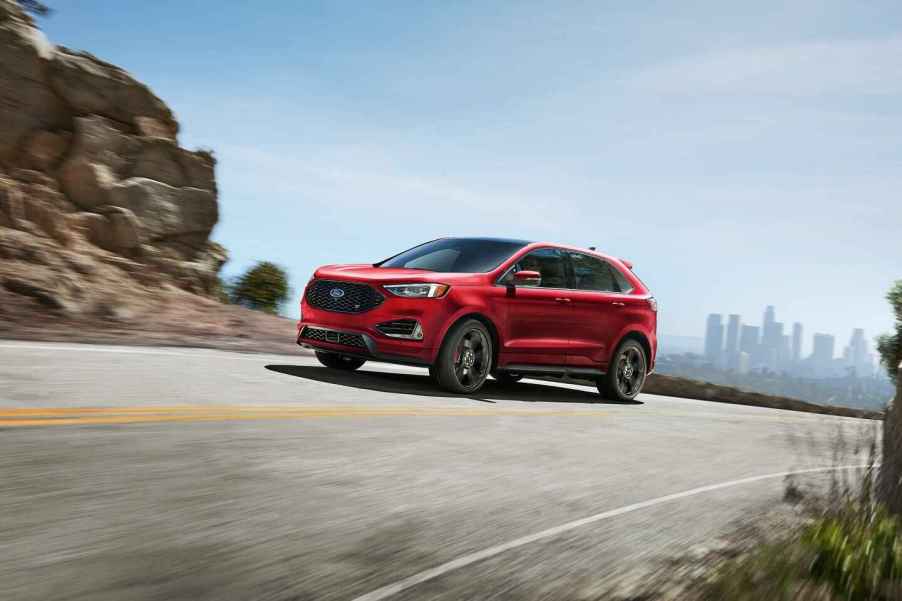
[0,341,875,601]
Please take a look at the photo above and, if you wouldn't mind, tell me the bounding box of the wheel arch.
[616,330,652,370]
[433,312,501,370]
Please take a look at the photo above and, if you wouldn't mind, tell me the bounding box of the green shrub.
[877,280,902,380]
[230,262,290,314]
[805,510,902,601]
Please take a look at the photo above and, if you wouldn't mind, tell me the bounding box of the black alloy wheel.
[315,351,367,371]
[598,340,647,401]
[433,319,493,394]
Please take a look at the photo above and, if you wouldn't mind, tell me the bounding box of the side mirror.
[511,270,541,287]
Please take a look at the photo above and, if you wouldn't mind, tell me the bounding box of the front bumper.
[297,323,433,366]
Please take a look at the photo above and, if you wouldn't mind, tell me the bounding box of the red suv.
[297,238,657,401]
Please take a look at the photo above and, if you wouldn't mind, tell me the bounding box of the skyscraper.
[843,329,873,377]
[704,314,724,364]
[792,322,803,363]
[725,314,741,368]
[763,305,775,330]
[761,305,781,369]
[739,325,759,356]
[811,333,836,377]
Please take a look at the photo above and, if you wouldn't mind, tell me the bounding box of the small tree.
[230,262,290,315]
[877,280,902,515]
[877,281,902,379]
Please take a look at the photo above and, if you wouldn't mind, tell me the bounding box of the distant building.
[725,314,741,369]
[779,334,791,369]
[704,314,724,365]
[843,328,874,377]
[739,325,759,356]
[698,305,872,381]
[791,322,803,363]
[811,333,836,377]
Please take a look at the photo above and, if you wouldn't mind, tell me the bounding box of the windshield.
[378,238,530,273]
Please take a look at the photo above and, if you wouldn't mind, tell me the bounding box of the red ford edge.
[297,237,657,400]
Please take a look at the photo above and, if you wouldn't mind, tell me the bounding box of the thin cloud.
[627,37,902,97]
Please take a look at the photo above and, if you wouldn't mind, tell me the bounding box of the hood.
[314,264,486,285]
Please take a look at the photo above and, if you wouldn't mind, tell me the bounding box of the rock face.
[0,0,226,314]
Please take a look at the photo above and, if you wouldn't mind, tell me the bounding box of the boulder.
[58,116,137,209]
[129,137,186,188]
[22,130,71,172]
[0,3,69,166]
[2,276,68,311]
[179,150,217,192]
[135,116,173,139]
[97,205,142,252]
[107,178,217,241]
[48,47,178,140]
[79,206,142,254]
[0,177,25,228]
[23,198,72,246]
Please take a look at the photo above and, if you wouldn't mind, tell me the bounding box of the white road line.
[0,341,298,361]
[352,464,874,601]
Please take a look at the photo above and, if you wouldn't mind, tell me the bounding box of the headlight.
[383,283,450,298]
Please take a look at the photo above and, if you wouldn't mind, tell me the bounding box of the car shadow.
[264,365,643,406]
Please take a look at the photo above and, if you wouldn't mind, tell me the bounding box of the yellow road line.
[0,405,610,427]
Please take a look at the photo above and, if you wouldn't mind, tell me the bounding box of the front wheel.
[598,340,647,401]
[433,319,493,394]
[315,351,366,371]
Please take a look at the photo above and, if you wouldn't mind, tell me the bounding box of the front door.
[496,247,573,366]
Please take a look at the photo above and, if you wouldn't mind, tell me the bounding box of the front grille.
[376,319,419,338]
[306,279,384,314]
[301,326,367,349]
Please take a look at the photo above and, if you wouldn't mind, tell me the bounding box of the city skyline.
[703,305,877,378]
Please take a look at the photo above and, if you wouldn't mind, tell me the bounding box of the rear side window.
[567,252,618,292]
[610,264,634,293]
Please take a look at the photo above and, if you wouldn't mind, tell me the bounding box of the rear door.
[564,252,629,369]
[495,247,573,366]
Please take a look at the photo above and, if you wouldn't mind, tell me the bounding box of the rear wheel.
[433,319,493,394]
[491,371,523,385]
[315,351,366,371]
[598,340,647,401]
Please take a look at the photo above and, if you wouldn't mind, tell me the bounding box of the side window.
[502,248,568,288]
[610,264,634,294]
[568,252,618,292]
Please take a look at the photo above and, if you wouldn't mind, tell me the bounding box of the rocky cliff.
[0,0,227,317]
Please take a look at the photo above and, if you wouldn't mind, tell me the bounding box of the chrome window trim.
[493,247,636,296]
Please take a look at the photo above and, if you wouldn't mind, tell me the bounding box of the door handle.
[611,301,626,307]
[554,297,572,303]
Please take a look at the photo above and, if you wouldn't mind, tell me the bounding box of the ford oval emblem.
[330,288,345,299]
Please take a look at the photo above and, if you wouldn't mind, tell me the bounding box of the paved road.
[0,341,873,601]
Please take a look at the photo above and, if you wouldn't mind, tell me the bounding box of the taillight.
[648,297,657,312]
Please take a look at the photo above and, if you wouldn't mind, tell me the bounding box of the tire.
[433,319,493,394]
[492,371,523,385]
[598,339,647,401]
[315,351,366,371]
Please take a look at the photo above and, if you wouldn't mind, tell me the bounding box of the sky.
[41,0,902,354]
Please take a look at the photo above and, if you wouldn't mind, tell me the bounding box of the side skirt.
[497,364,606,379]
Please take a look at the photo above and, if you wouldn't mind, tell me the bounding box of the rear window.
[378,238,529,273]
